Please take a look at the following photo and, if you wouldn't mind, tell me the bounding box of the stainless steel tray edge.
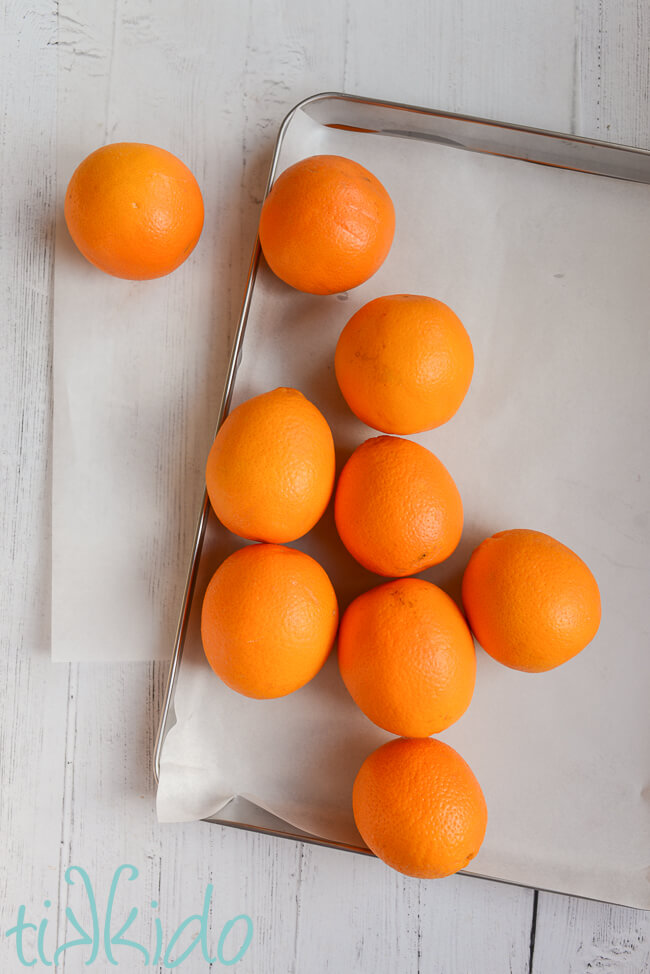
[152,94,304,784]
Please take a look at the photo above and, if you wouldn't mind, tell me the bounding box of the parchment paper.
[157,109,650,908]
[51,42,231,661]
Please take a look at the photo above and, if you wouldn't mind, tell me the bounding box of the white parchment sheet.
[52,76,226,663]
[141,109,650,904]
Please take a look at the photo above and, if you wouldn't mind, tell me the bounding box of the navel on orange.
[201,543,338,699]
[335,294,474,434]
[462,529,601,672]
[64,142,204,280]
[339,578,476,736]
[258,154,395,294]
[206,387,335,543]
[353,737,487,879]
[334,435,463,577]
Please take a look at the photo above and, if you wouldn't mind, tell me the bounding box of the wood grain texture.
[1,0,649,970]
[344,0,578,131]
[0,0,68,958]
[574,0,650,147]
[533,896,650,974]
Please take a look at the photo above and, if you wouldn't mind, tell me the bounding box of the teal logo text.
[4,865,253,968]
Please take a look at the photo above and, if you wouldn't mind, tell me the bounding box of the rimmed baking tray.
[153,92,650,909]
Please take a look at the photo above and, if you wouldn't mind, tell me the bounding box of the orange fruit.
[206,388,335,543]
[201,543,338,698]
[335,294,474,434]
[258,154,395,295]
[462,529,601,672]
[64,142,204,280]
[338,578,476,736]
[353,737,487,878]
[334,435,463,577]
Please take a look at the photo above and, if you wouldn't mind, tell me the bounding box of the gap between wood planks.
[528,889,539,973]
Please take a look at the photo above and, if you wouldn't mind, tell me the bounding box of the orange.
[64,142,204,280]
[201,543,338,698]
[206,388,335,543]
[462,529,601,672]
[334,435,463,577]
[258,154,395,295]
[353,738,487,878]
[335,294,474,434]
[338,578,476,736]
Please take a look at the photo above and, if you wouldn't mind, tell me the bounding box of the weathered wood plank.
[0,0,69,964]
[533,896,650,974]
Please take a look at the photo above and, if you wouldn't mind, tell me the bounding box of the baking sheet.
[156,108,650,908]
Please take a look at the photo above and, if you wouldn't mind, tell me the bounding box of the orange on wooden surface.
[334,435,463,577]
[258,154,395,295]
[462,529,601,672]
[206,387,335,543]
[338,578,476,736]
[201,543,338,699]
[353,737,487,879]
[64,142,204,280]
[335,294,474,434]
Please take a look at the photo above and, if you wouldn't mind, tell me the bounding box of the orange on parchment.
[353,738,487,879]
[64,142,204,280]
[338,577,476,736]
[335,294,474,434]
[258,154,395,295]
[201,543,338,699]
[206,388,335,543]
[334,435,463,577]
[462,529,601,672]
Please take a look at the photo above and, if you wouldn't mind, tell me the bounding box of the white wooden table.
[1,1,648,970]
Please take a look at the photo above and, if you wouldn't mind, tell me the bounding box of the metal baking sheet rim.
[152,91,650,910]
